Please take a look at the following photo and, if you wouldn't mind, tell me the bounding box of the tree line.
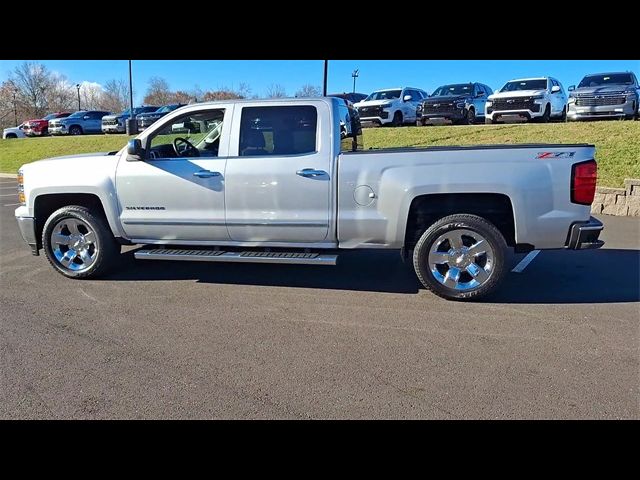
[0,61,322,131]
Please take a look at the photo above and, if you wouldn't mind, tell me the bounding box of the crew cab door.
[224,101,331,243]
[85,111,105,133]
[115,105,232,242]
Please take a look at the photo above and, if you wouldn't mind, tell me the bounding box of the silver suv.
[567,72,639,121]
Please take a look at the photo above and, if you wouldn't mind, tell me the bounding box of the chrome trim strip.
[123,220,328,227]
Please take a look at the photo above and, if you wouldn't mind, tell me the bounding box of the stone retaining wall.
[591,179,640,217]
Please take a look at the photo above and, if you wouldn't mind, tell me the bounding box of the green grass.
[2,122,639,187]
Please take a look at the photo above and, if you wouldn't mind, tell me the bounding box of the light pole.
[352,69,359,93]
[323,60,328,96]
[13,87,18,127]
[126,60,137,135]
[76,84,81,111]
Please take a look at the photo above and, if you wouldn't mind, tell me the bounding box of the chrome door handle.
[296,168,327,178]
[193,170,221,178]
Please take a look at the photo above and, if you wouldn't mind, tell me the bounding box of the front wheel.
[538,104,551,123]
[69,125,83,135]
[391,111,403,127]
[42,206,121,279]
[412,214,508,300]
[560,106,567,122]
[464,107,476,125]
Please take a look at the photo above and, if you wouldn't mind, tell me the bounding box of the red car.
[24,112,72,136]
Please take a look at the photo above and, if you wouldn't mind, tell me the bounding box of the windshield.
[365,90,402,101]
[431,84,473,97]
[578,73,633,88]
[155,105,178,113]
[500,79,547,92]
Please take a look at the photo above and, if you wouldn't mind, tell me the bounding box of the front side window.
[239,106,317,157]
[147,108,225,159]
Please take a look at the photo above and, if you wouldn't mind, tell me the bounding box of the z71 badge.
[536,152,576,159]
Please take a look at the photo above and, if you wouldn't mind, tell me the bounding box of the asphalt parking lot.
[0,177,638,419]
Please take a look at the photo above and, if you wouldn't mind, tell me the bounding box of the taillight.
[571,160,597,205]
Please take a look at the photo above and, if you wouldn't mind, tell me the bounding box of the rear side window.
[239,106,317,156]
[338,102,363,153]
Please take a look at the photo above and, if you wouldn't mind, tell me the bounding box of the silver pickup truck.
[14,97,603,300]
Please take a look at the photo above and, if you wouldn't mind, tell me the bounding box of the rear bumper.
[565,216,604,250]
[16,215,39,256]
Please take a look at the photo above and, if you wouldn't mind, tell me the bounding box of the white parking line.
[511,250,540,273]
[0,186,17,189]
[0,193,17,197]
[3,203,21,206]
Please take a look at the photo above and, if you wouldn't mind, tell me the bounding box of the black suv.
[417,82,493,125]
[136,103,187,131]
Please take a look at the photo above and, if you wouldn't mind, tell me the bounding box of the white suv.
[485,77,568,123]
[354,87,428,127]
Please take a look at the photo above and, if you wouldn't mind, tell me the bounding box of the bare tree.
[101,79,129,113]
[202,89,245,101]
[143,76,173,105]
[11,61,51,117]
[295,84,322,98]
[173,90,194,104]
[266,83,286,98]
[46,73,76,112]
[79,81,105,111]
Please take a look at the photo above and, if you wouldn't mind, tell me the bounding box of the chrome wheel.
[50,218,99,272]
[428,229,494,291]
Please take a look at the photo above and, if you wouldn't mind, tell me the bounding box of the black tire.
[464,107,476,125]
[42,205,121,279]
[486,118,498,124]
[416,120,422,127]
[69,125,83,135]
[412,214,508,301]
[391,111,403,127]
[560,106,567,122]
[538,104,551,123]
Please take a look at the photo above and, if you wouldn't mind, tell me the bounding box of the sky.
[1,60,638,104]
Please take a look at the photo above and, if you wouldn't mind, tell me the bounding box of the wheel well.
[5,133,17,138]
[69,124,82,132]
[404,193,516,251]
[34,193,107,247]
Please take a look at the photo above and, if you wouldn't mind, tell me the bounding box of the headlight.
[568,97,576,104]
[531,95,545,100]
[486,101,493,107]
[456,101,466,108]
[17,168,25,205]
[379,103,393,109]
[416,104,423,112]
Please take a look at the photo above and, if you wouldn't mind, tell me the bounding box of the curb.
[0,173,18,178]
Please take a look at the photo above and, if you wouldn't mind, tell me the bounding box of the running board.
[134,248,338,265]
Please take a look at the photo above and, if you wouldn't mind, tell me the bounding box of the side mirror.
[403,95,412,102]
[568,85,575,92]
[83,115,90,120]
[551,85,561,93]
[127,139,143,159]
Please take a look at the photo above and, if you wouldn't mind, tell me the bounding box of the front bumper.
[486,109,540,122]
[565,216,604,250]
[419,109,466,124]
[49,125,68,135]
[567,99,636,120]
[102,124,125,133]
[16,214,39,256]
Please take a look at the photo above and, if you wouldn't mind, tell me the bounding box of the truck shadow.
[108,248,639,303]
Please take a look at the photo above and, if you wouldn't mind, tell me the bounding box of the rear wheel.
[559,106,567,122]
[391,111,403,127]
[42,206,121,279]
[69,125,83,135]
[412,214,508,301]
[5,133,17,139]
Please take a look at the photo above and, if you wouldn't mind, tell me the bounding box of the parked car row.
[2,103,187,139]
[353,71,639,128]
